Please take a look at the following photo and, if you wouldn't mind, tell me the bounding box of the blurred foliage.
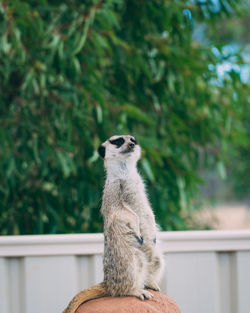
[207,9,250,45]
[0,0,249,235]
[227,80,250,199]
[199,4,250,200]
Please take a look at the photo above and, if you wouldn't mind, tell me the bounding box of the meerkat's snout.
[123,140,135,154]
[128,142,135,149]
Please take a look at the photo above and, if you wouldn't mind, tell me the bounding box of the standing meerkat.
[64,135,164,313]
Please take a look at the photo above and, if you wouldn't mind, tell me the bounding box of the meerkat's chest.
[121,177,155,222]
[122,177,145,203]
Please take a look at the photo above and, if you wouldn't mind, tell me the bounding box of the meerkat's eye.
[109,137,125,148]
[130,138,137,145]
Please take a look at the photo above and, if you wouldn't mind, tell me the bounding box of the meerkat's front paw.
[145,281,160,291]
[126,222,142,244]
[135,234,143,245]
[127,221,141,239]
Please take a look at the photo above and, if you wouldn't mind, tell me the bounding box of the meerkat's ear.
[98,144,105,159]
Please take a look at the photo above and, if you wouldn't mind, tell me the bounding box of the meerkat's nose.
[128,142,135,149]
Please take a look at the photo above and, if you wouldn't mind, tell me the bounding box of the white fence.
[0,230,250,313]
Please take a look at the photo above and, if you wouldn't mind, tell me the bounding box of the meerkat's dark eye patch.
[98,145,106,158]
[130,138,137,145]
[109,137,125,148]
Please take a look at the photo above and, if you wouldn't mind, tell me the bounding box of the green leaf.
[57,152,71,177]
[217,161,227,180]
[7,158,16,178]
[123,104,154,126]
[141,159,155,182]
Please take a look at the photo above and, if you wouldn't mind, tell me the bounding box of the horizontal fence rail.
[1,230,250,256]
[0,230,250,313]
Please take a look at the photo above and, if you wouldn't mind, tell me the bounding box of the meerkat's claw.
[142,290,154,299]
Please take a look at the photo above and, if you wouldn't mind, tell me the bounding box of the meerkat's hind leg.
[145,249,164,292]
[144,281,160,292]
[125,251,153,300]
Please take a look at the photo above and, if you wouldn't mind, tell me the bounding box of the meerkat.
[64,135,164,313]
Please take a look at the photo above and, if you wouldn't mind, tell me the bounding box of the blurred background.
[0,0,249,235]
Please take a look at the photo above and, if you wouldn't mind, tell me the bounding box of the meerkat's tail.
[63,282,108,313]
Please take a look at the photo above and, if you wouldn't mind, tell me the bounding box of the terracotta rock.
[76,291,181,313]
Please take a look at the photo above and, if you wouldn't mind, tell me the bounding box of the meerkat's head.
[98,135,141,167]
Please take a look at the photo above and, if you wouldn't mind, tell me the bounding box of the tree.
[197,4,250,202]
[0,0,248,234]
